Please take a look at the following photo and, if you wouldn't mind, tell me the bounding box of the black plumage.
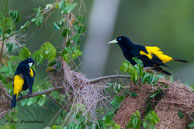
[109,36,187,75]
[11,58,35,108]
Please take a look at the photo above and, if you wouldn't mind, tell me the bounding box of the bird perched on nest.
[109,36,187,75]
[11,58,35,108]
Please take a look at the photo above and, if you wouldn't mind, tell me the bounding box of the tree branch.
[88,74,131,84]
[16,75,130,101]
[17,86,63,101]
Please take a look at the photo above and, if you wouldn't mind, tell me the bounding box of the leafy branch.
[16,74,131,101]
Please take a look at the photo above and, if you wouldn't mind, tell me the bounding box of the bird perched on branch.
[11,58,35,108]
[109,36,187,75]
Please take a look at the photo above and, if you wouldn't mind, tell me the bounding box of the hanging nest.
[114,85,151,129]
[0,81,11,119]
[48,58,106,119]
[113,79,194,129]
[155,79,194,129]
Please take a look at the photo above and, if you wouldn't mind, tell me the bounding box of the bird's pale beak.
[108,39,118,44]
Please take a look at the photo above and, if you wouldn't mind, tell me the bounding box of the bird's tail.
[173,58,188,63]
[11,94,17,108]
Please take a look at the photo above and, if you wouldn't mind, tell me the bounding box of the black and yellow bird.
[109,36,187,75]
[11,58,35,108]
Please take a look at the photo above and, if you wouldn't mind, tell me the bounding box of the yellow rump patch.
[14,75,24,97]
[139,46,173,63]
[29,68,34,77]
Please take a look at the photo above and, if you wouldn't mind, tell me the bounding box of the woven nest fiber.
[155,79,194,129]
[155,100,189,129]
[114,85,151,129]
[0,81,11,119]
[48,58,105,118]
[114,79,194,129]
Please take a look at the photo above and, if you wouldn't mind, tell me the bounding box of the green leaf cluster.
[111,96,124,109]
[0,11,15,35]
[120,58,159,85]
[126,111,141,129]
[97,111,120,129]
[107,82,123,94]
[32,7,43,26]
[9,10,20,23]
[58,0,78,14]
[188,122,194,129]
[32,42,56,64]
[142,111,160,129]
[126,110,160,129]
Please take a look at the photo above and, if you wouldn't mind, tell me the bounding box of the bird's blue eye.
[118,38,121,41]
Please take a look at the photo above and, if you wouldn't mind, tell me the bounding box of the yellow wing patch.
[139,46,173,63]
[14,75,24,97]
[29,68,34,77]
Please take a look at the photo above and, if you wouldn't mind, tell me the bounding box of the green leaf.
[62,54,70,63]
[114,124,120,129]
[0,11,4,22]
[76,16,85,24]
[6,43,13,53]
[149,89,162,98]
[102,111,115,126]
[62,28,70,37]
[19,47,31,60]
[130,92,137,97]
[188,122,194,128]
[72,34,80,44]
[143,111,160,129]
[39,42,56,62]
[126,111,141,129]
[65,2,78,14]
[72,49,82,59]
[4,17,13,34]
[20,21,30,30]
[178,110,184,119]
[111,96,124,109]
[32,51,44,65]
[27,98,33,106]
[34,7,43,26]
[74,25,85,34]
[38,96,46,106]
[53,22,60,30]
[9,10,20,23]
[46,4,53,9]
[133,57,143,65]
[120,61,129,72]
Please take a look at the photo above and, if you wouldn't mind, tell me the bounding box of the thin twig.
[47,94,63,107]
[88,75,131,84]
[17,86,63,101]
[0,81,12,99]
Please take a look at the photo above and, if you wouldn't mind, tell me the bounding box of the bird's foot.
[19,93,24,97]
[28,92,32,95]
[144,67,152,72]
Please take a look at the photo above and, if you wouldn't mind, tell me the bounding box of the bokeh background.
[0,0,194,128]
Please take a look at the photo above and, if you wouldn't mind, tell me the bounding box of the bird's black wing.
[20,64,34,94]
[130,45,169,68]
